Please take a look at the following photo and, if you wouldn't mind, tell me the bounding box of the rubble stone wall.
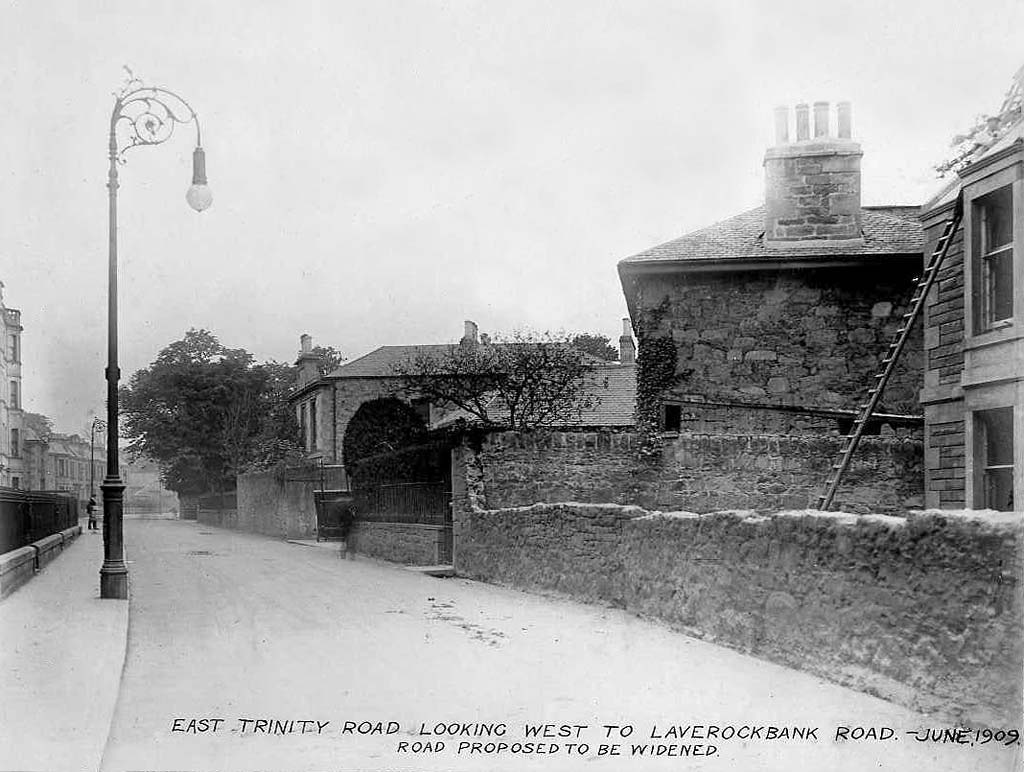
[347,522,447,565]
[479,429,923,514]
[634,267,924,417]
[452,446,1022,726]
[222,472,317,539]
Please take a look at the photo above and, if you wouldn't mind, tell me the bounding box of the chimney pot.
[837,101,852,138]
[813,101,829,138]
[795,103,810,141]
[763,101,862,244]
[773,105,789,144]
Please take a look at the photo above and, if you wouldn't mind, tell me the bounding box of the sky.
[1,0,1021,433]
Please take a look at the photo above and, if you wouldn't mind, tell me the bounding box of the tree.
[570,332,618,361]
[311,345,345,376]
[22,412,53,441]
[120,329,303,496]
[392,331,601,431]
[936,64,1023,176]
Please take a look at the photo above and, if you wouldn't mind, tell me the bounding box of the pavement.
[0,516,1019,772]
[0,521,128,772]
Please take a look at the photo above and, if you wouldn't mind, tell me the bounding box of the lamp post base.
[100,477,128,600]
[100,564,129,599]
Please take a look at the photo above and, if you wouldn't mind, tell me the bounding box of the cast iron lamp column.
[90,417,106,501]
[101,72,212,599]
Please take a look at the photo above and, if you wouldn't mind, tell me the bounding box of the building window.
[974,185,1014,332]
[9,380,18,409]
[661,403,682,433]
[10,428,18,458]
[975,407,1013,511]
[11,476,19,490]
[8,334,18,363]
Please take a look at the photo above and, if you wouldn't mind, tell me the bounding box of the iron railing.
[353,481,451,525]
[0,489,79,553]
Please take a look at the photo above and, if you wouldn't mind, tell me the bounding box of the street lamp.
[101,71,211,599]
[90,417,106,502]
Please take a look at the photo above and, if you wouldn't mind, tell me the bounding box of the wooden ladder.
[817,199,963,510]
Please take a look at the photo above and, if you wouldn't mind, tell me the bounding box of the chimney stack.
[460,320,479,346]
[619,318,636,365]
[763,101,863,245]
[295,333,321,387]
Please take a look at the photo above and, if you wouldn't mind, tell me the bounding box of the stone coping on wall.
[0,526,83,598]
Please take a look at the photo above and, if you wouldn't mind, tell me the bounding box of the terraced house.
[0,282,24,489]
[920,93,1023,511]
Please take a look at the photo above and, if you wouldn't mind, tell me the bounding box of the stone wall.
[220,472,317,539]
[452,446,1022,726]
[635,267,924,417]
[0,524,81,597]
[478,429,923,514]
[347,522,449,565]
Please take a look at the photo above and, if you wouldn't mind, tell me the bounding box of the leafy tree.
[570,332,618,361]
[120,329,303,495]
[392,331,601,431]
[311,345,346,376]
[22,412,53,441]
[936,64,1023,176]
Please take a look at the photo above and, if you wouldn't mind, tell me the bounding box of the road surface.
[98,518,1018,771]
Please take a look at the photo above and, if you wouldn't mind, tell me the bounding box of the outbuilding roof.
[430,363,636,429]
[326,343,609,379]
[326,345,454,379]
[619,205,924,268]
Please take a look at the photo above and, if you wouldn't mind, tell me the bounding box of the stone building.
[22,431,112,506]
[617,102,925,510]
[288,321,636,466]
[920,116,1023,511]
[0,282,25,489]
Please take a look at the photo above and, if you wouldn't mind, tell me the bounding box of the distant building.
[289,321,636,466]
[0,282,24,489]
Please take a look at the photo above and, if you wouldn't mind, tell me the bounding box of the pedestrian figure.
[87,498,98,531]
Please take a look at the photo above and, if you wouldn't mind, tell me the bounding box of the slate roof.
[619,205,924,267]
[327,345,454,379]
[430,363,636,429]
[327,343,608,379]
[572,364,636,427]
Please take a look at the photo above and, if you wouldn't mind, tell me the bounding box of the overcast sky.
[1,0,1021,432]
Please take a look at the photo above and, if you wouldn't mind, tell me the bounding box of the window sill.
[965,322,1018,351]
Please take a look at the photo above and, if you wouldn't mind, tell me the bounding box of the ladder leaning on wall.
[817,194,964,511]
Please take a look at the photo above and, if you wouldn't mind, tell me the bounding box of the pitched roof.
[619,205,924,267]
[572,364,636,426]
[327,343,609,379]
[326,344,454,379]
[431,363,636,429]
